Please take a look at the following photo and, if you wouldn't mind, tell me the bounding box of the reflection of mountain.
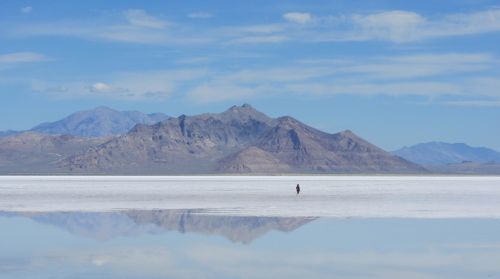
[23,211,159,241]
[127,209,315,244]
[16,210,315,244]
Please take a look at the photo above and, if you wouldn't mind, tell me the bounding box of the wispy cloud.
[229,35,288,44]
[222,23,288,44]
[9,10,204,45]
[124,9,168,29]
[312,8,500,43]
[0,52,50,65]
[33,69,208,100]
[8,8,500,45]
[184,52,499,103]
[320,53,494,79]
[283,12,312,24]
[445,100,500,107]
[188,12,213,19]
[176,57,211,65]
[228,24,285,34]
[26,52,500,105]
[232,8,500,44]
[20,6,33,14]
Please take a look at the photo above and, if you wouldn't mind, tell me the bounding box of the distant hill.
[0,130,19,137]
[392,142,500,165]
[62,104,425,174]
[0,132,108,173]
[30,106,169,137]
[426,161,500,175]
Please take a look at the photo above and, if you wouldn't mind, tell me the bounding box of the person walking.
[296,184,300,195]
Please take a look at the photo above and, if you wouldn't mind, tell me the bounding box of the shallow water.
[1,211,500,279]
[1,176,500,278]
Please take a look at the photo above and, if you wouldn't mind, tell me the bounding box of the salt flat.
[0,176,499,218]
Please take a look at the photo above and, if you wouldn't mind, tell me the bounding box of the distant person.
[296,184,300,195]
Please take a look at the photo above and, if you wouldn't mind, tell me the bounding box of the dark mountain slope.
[62,104,424,174]
[0,132,108,173]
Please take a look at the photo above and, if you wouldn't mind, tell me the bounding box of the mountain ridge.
[392,141,500,165]
[61,104,425,174]
[30,106,170,137]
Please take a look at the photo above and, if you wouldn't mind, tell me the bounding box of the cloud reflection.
[1,213,500,279]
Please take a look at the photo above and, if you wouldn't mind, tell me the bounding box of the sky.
[1,0,500,151]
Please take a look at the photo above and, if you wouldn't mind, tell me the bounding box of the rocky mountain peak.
[30,104,427,174]
[221,104,272,123]
[339,129,354,135]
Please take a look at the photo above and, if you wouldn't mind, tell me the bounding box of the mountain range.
[392,142,500,165]
[0,104,497,174]
[0,130,19,137]
[30,106,170,137]
[392,142,500,174]
[0,133,108,173]
[61,104,423,174]
[0,104,423,174]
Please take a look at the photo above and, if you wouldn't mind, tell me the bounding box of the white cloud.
[283,12,312,24]
[230,8,500,44]
[23,53,500,105]
[7,8,500,45]
[286,81,462,97]
[176,57,210,65]
[229,24,285,34]
[351,11,426,42]
[315,8,500,43]
[90,82,113,92]
[8,10,202,45]
[427,9,500,37]
[36,69,207,100]
[221,24,287,44]
[0,52,49,65]
[444,99,500,107]
[224,67,333,82]
[337,53,493,79]
[124,9,168,29]
[183,52,499,103]
[188,12,213,19]
[229,35,288,44]
[445,100,500,107]
[21,6,33,14]
[93,25,171,44]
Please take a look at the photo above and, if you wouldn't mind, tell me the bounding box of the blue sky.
[1,0,500,150]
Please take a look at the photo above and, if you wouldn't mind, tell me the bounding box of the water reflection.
[12,210,315,243]
[1,211,500,279]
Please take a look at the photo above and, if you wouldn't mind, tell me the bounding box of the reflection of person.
[296,184,300,195]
